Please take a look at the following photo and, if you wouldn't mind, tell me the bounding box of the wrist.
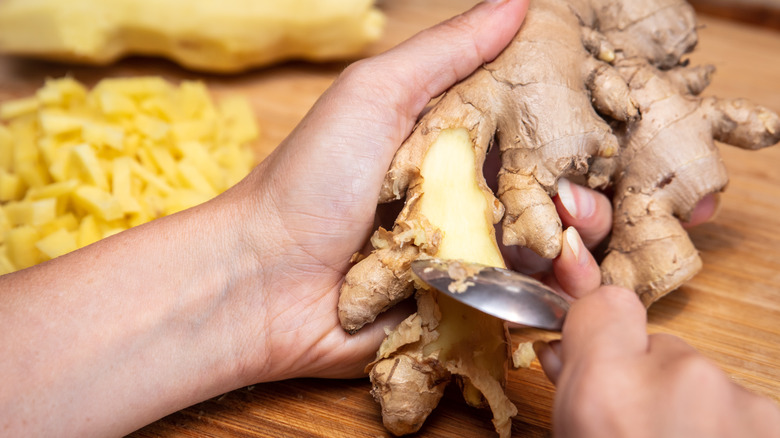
[201,167,296,385]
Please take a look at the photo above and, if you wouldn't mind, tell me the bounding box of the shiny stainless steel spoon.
[411,258,569,331]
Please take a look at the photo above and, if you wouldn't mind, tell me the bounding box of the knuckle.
[593,285,644,312]
[665,350,724,390]
[682,355,721,379]
[338,58,374,86]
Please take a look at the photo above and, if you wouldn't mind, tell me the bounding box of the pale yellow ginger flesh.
[417,128,509,409]
[365,128,516,438]
[0,77,258,273]
[417,129,504,267]
[0,0,385,73]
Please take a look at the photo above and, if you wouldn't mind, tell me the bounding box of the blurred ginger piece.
[0,0,385,73]
[0,77,258,274]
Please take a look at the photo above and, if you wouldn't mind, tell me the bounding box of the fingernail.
[565,227,588,266]
[557,178,595,220]
[557,178,578,218]
[484,0,507,3]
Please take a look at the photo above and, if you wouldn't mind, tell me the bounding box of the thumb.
[337,0,531,135]
[273,0,529,201]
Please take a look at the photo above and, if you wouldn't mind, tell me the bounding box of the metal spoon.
[410,258,569,331]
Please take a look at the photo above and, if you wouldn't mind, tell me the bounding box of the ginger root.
[0,0,384,73]
[339,0,780,436]
[360,128,515,436]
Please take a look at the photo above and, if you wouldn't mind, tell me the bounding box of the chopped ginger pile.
[0,76,259,273]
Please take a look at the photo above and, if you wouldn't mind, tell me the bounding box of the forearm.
[0,193,262,437]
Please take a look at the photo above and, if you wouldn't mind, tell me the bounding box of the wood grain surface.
[690,0,780,29]
[1,1,779,437]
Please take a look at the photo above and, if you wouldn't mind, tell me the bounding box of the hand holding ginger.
[0,1,534,435]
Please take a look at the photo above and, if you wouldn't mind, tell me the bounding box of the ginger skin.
[600,59,780,304]
[338,0,780,436]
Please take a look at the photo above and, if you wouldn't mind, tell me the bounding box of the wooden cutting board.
[1,1,779,436]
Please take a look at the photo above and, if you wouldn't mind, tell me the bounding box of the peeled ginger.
[0,0,385,73]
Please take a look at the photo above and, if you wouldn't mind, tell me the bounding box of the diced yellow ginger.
[163,189,211,216]
[140,96,176,121]
[217,144,254,186]
[126,157,174,195]
[83,122,125,150]
[127,210,153,229]
[176,141,223,190]
[0,208,9,243]
[111,159,142,215]
[36,227,78,260]
[95,88,137,116]
[71,143,109,190]
[9,116,39,171]
[171,120,214,143]
[177,162,216,196]
[0,170,25,201]
[96,218,127,239]
[0,76,258,273]
[36,77,88,107]
[5,198,57,227]
[218,96,259,145]
[26,179,79,201]
[0,246,15,275]
[5,225,41,269]
[72,186,122,221]
[134,113,169,141]
[0,124,12,171]
[96,77,171,98]
[179,81,214,119]
[17,162,51,189]
[0,97,39,121]
[77,215,102,247]
[148,147,179,186]
[139,186,165,219]
[39,212,79,236]
[39,109,84,136]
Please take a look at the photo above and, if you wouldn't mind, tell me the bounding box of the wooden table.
[2,1,779,436]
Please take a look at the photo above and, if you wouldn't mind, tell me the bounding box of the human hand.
[535,285,780,438]
[220,0,532,382]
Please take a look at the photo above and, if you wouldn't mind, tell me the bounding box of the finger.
[554,179,613,249]
[500,242,552,275]
[534,340,564,384]
[682,193,720,228]
[560,286,649,365]
[551,227,602,299]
